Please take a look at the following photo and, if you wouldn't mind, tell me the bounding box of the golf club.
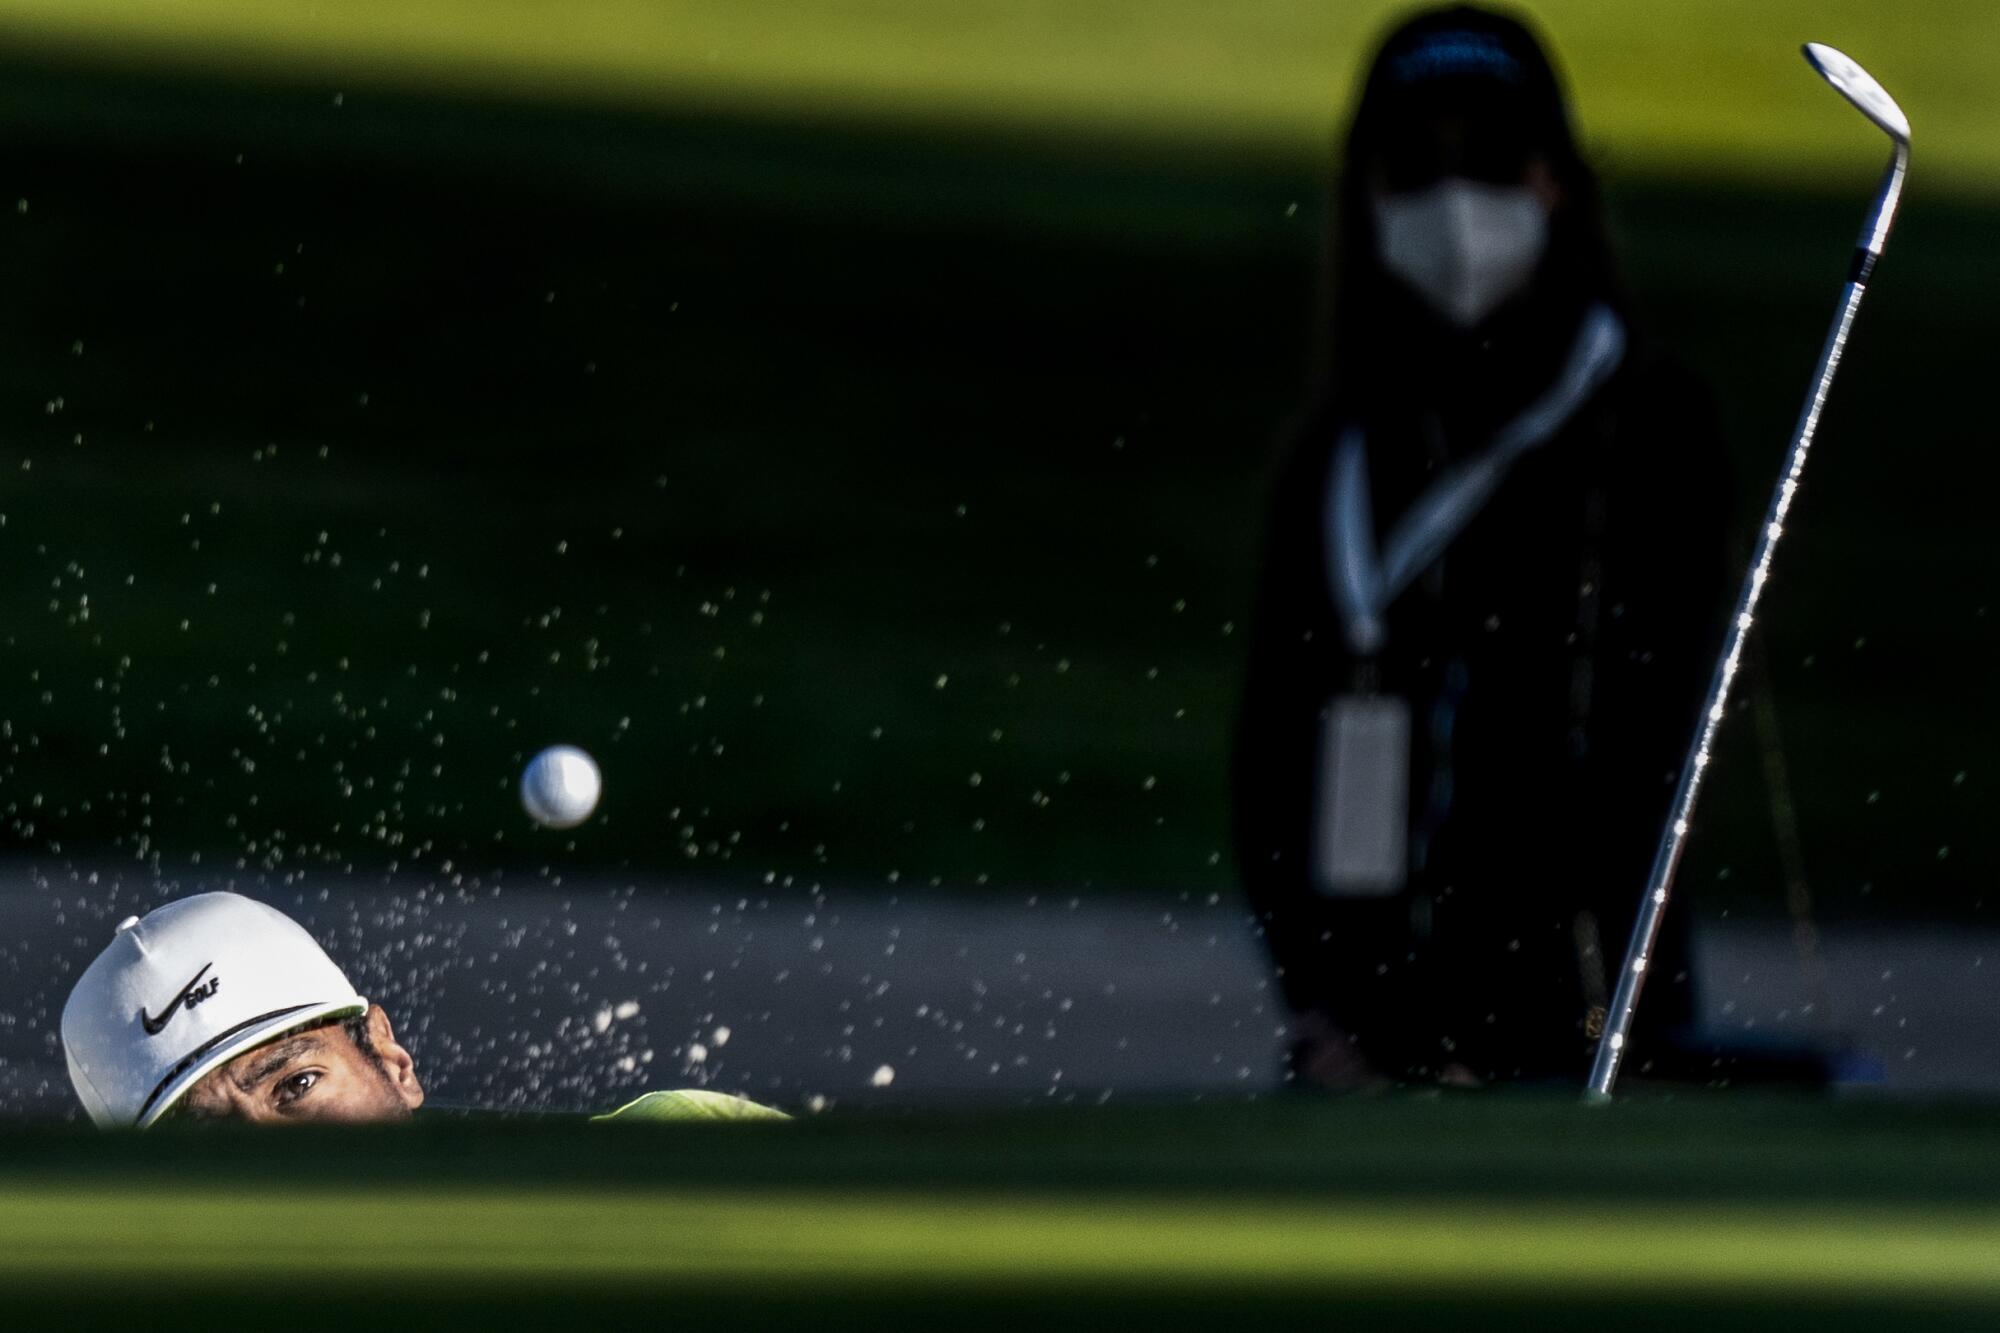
[1585,43,1910,1100]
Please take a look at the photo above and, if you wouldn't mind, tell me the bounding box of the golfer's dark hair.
[342,1011,381,1065]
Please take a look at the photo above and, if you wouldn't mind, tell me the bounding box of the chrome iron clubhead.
[1803,43,1911,145]
[1803,43,1910,269]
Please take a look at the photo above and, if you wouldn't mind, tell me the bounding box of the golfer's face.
[175,1021,414,1124]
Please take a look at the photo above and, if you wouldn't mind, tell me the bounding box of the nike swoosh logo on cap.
[140,962,215,1036]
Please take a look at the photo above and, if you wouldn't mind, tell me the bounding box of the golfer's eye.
[274,1069,322,1106]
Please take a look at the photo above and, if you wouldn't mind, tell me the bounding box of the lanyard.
[1325,304,1627,655]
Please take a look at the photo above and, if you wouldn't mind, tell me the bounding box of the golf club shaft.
[1585,145,1907,1100]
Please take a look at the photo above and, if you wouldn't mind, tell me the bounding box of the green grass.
[8,1099,2000,1327]
[12,1187,2000,1291]
[0,1,1995,189]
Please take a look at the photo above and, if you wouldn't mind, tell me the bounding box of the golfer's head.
[60,892,423,1127]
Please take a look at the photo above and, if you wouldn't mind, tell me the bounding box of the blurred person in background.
[1232,5,1733,1087]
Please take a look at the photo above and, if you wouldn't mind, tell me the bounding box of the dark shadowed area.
[0,54,1990,926]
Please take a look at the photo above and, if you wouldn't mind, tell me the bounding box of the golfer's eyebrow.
[234,1036,322,1092]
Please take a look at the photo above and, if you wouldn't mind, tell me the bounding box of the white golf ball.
[520,744,602,829]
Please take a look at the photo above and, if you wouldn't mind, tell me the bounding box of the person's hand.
[1287,1009,1392,1091]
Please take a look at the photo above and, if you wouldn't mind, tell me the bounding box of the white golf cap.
[61,892,368,1128]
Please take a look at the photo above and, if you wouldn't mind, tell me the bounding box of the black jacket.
[1232,340,1731,1082]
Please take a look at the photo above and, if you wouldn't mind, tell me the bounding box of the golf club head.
[1802,43,1910,144]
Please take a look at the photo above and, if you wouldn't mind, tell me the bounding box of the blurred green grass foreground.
[0,1,1991,913]
[9,1098,2000,1328]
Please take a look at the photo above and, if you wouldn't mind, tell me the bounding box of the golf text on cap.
[139,963,221,1036]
